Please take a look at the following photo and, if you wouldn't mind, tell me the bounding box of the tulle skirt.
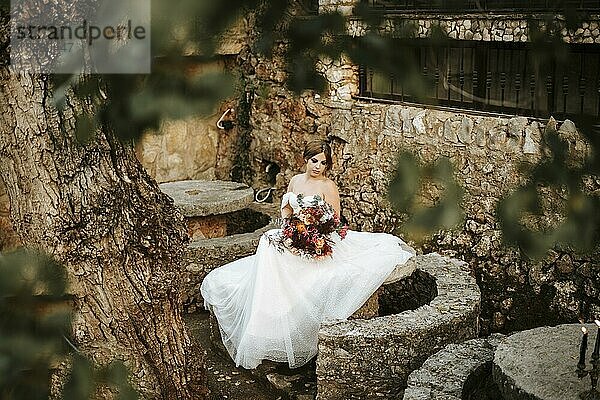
[200,228,414,369]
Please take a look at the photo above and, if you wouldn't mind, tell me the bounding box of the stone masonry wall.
[134,22,247,183]
[322,0,600,43]
[327,101,599,334]
[135,114,222,183]
[231,44,336,193]
[349,14,600,44]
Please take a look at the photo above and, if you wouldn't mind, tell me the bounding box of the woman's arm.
[323,179,341,218]
[281,176,296,218]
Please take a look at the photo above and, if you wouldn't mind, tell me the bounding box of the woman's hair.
[303,140,333,172]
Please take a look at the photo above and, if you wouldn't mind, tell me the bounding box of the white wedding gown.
[200,192,415,369]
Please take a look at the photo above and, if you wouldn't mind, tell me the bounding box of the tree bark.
[0,10,208,400]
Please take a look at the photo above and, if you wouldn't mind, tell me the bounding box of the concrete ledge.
[404,334,506,400]
[316,253,481,399]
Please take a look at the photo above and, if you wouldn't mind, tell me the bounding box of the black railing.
[359,40,600,120]
[361,0,600,13]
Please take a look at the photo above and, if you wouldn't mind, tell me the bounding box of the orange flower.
[296,222,307,234]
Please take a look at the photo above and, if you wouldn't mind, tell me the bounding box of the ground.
[184,312,317,400]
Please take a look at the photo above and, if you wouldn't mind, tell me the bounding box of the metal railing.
[359,40,600,120]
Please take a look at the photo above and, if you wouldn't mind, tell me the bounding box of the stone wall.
[319,0,356,16]
[135,114,222,183]
[134,53,240,184]
[349,14,600,43]
[321,0,600,44]
[327,101,600,334]
[229,45,335,193]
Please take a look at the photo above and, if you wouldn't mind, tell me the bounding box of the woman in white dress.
[200,140,414,369]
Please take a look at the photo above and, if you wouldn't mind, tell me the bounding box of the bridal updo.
[303,140,332,172]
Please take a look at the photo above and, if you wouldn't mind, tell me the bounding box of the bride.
[200,140,414,369]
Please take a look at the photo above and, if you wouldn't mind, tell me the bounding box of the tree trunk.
[0,12,208,400]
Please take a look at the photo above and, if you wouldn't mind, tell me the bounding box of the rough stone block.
[404,334,506,400]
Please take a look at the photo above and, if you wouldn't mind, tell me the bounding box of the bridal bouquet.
[271,194,348,260]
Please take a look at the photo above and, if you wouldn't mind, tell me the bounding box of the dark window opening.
[359,40,600,120]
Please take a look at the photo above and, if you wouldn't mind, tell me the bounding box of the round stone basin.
[316,253,481,400]
[159,180,256,239]
[494,324,600,400]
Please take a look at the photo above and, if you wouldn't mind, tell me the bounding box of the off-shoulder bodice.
[280,192,322,214]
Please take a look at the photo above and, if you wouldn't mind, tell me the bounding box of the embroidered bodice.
[280,192,321,214]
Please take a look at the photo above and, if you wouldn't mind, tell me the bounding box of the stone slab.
[404,334,506,400]
[159,180,254,217]
[493,323,599,400]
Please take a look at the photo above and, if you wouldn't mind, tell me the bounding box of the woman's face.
[305,152,328,178]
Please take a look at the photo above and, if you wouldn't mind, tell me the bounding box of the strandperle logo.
[10,0,150,74]
[13,19,147,46]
